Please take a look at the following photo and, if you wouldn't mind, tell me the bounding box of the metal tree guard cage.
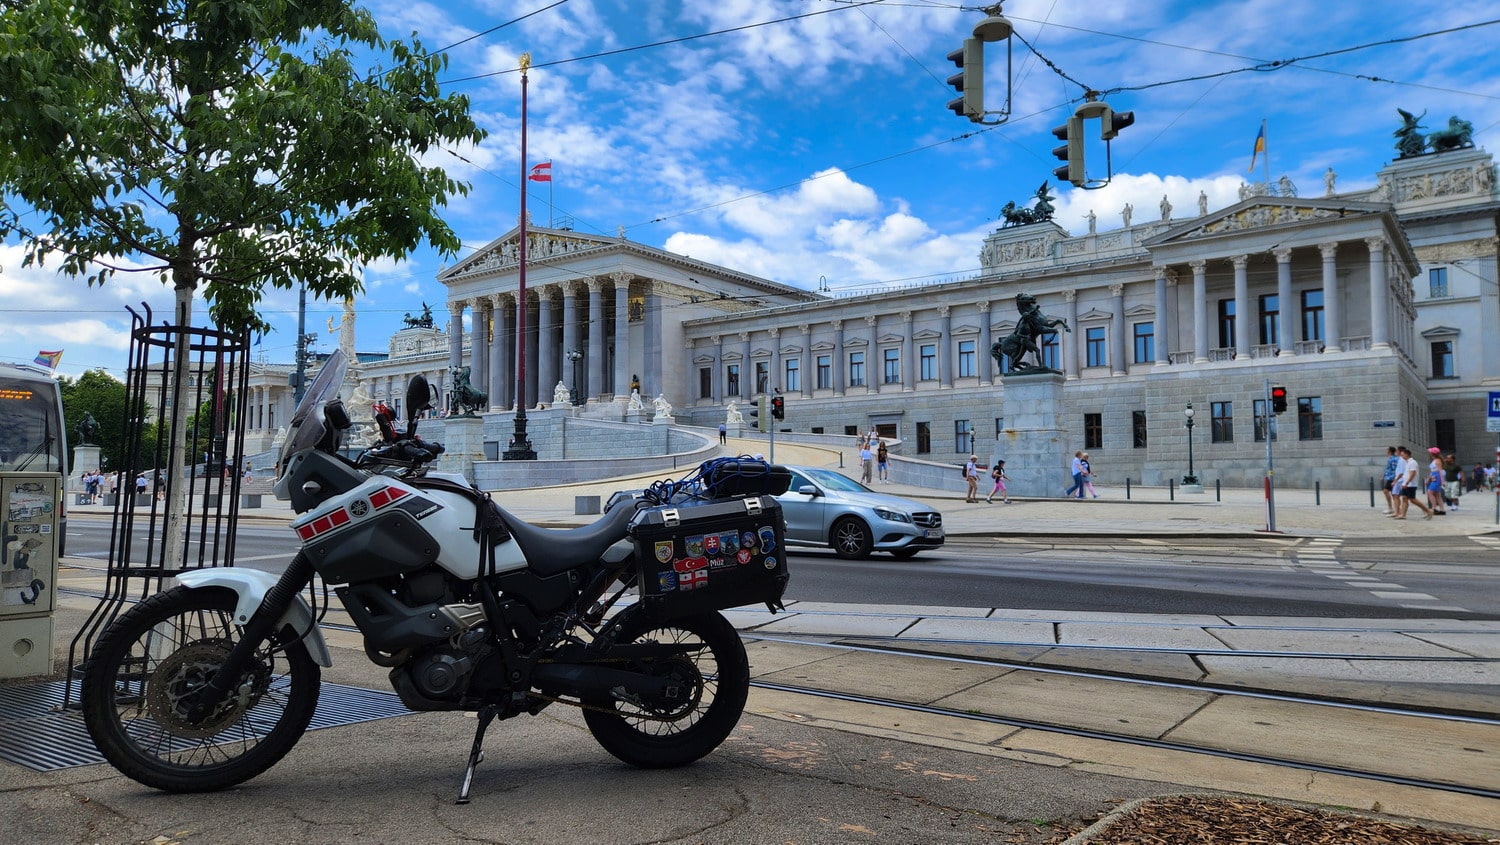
[66,304,252,704]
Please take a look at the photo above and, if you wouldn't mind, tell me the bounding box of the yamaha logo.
[349,499,369,517]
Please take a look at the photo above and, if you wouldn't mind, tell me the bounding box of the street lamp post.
[566,348,583,406]
[1183,402,1201,490]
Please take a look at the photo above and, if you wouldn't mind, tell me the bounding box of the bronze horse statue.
[449,366,488,417]
[992,293,1070,373]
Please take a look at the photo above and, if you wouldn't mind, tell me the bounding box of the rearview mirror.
[406,374,433,431]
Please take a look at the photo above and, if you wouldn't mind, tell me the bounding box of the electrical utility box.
[0,472,62,678]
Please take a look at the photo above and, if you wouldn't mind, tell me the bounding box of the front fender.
[177,568,333,668]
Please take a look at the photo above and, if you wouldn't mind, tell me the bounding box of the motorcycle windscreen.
[277,349,349,475]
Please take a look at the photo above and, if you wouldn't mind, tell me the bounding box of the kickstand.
[456,704,499,804]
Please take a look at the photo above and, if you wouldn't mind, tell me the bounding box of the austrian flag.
[528,161,552,182]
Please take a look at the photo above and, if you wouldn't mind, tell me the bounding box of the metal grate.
[0,680,413,772]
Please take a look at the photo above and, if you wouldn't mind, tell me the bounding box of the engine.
[397,626,493,707]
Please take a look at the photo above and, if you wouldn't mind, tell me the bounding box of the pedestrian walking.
[1443,453,1461,511]
[1425,447,1447,515]
[1080,453,1099,498]
[963,455,980,503]
[859,441,874,484]
[1379,446,1399,514]
[718,422,727,444]
[986,460,1010,504]
[1391,446,1432,520]
[1063,451,1085,499]
[875,440,889,482]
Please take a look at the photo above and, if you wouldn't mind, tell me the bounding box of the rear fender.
[177,568,333,668]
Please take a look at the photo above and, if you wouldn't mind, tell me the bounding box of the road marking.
[1371,591,1438,600]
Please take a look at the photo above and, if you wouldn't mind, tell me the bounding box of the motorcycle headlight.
[873,507,911,523]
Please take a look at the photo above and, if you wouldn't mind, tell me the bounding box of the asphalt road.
[63,516,1500,619]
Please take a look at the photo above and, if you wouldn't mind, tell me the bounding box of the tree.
[59,369,127,469]
[0,0,484,330]
[0,0,484,561]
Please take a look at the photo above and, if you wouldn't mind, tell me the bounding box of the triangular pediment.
[1144,196,1390,246]
[439,225,619,280]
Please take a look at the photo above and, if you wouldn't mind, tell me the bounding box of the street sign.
[1488,391,1500,433]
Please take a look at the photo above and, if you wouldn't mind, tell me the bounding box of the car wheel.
[831,517,873,559]
[890,548,920,559]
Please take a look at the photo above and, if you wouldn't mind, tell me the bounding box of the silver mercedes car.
[775,465,944,559]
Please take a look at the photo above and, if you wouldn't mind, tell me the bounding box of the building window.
[845,425,859,436]
[957,339,976,377]
[916,421,931,454]
[1253,399,1278,442]
[1217,298,1236,349]
[1301,289,1324,343]
[755,361,770,393]
[726,364,740,396]
[1132,322,1154,364]
[1297,396,1322,440]
[784,358,800,393]
[919,344,936,380]
[1429,267,1449,298]
[1435,418,1456,453]
[1040,334,1060,369]
[995,417,1004,438]
[955,419,973,454]
[883,348,900,384]
[848,351,866,387]
[1258,293,1279,346]
[1085,327,1108,367]
[816,355,831,390]
[1084,413,1102,450]
[699,367,712,399]
[1430,340,1455,379]
[1210,401,1233,443]
[1132,410,1147,449]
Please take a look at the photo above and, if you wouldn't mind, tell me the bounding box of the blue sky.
[3,0,1499,379]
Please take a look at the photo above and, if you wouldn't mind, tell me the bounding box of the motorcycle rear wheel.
[81,585,320,792]
[583,610,749,768]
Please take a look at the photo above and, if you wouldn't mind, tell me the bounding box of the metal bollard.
[1169,478,1175,501]
[1370,477,1376,508]
[1215,478,1221,501]
[1125,477,1132,500]
[1316,481,1321,506]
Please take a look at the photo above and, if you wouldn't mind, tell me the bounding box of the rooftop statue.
[1394,108,1427,159]
[402,302,435,330]
[1427,116,1475,153]
[999,182,1057,227]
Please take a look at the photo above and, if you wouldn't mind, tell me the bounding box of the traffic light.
[751,395,771,432]
[1270,385,1288,414]
[770,394,785,421]
[1101,106,1135,141]
[945,38,983,122]
[1051,115,1084,186]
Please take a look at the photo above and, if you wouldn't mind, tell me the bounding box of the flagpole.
[549,173,554,228]
[505,53,536,460]
[1262,119,1272,192]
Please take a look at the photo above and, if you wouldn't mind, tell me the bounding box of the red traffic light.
[1270,385,1288,414]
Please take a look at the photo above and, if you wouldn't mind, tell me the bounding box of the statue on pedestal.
[553,380,572,407]
[627,389,645,412]
[725,401,744,424]
[449,366,488,418]
[992,293,1071,374]
[651,394,673,419]
[75,412,100,445]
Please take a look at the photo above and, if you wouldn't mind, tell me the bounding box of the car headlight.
[873,507,911,523]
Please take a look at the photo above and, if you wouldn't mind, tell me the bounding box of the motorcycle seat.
[494,497,641,577]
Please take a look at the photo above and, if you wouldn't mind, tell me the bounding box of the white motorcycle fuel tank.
[290,474,528,582]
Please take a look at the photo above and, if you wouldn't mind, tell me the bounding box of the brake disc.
[143,638,271,739]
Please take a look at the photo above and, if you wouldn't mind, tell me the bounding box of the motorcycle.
[81,349,789,802]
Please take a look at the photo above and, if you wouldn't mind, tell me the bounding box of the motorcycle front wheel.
[81,585,320,792]
[583,610,749,768]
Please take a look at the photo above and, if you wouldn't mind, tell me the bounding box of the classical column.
[1232,254,1250,357]
[1367,237,1389,348]
[1273,248,1294,355]
[1153,268,1170,365]
[977,301,993,385]
[740,331,753,400]
[643,281,663,395]
[586,279,604,400]
[1062,290,1079,378]
[1110,282,1126,375]
[769,327,781,394]
[487,294,504,406]
[561,283,580,396]
[611,272,630,398]
[447,301,464,373]
[938,306,952,388]
[523,293,539,409]
[800,324,814,398]
[536,288,557,401]
[1320,242,1340,351]
[472,298,490,404]
[1190,260,1208,363]
[901,311,915,391]
[831,319,845,396]
[864,315,877,392]
[711,335,723,403]
[499,294,515,410]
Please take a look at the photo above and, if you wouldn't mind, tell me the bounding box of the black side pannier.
[628,494,788,620]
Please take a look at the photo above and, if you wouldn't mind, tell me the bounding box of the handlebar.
[356,437,445,471]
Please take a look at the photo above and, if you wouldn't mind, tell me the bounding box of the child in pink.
[986,460,1010,504]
